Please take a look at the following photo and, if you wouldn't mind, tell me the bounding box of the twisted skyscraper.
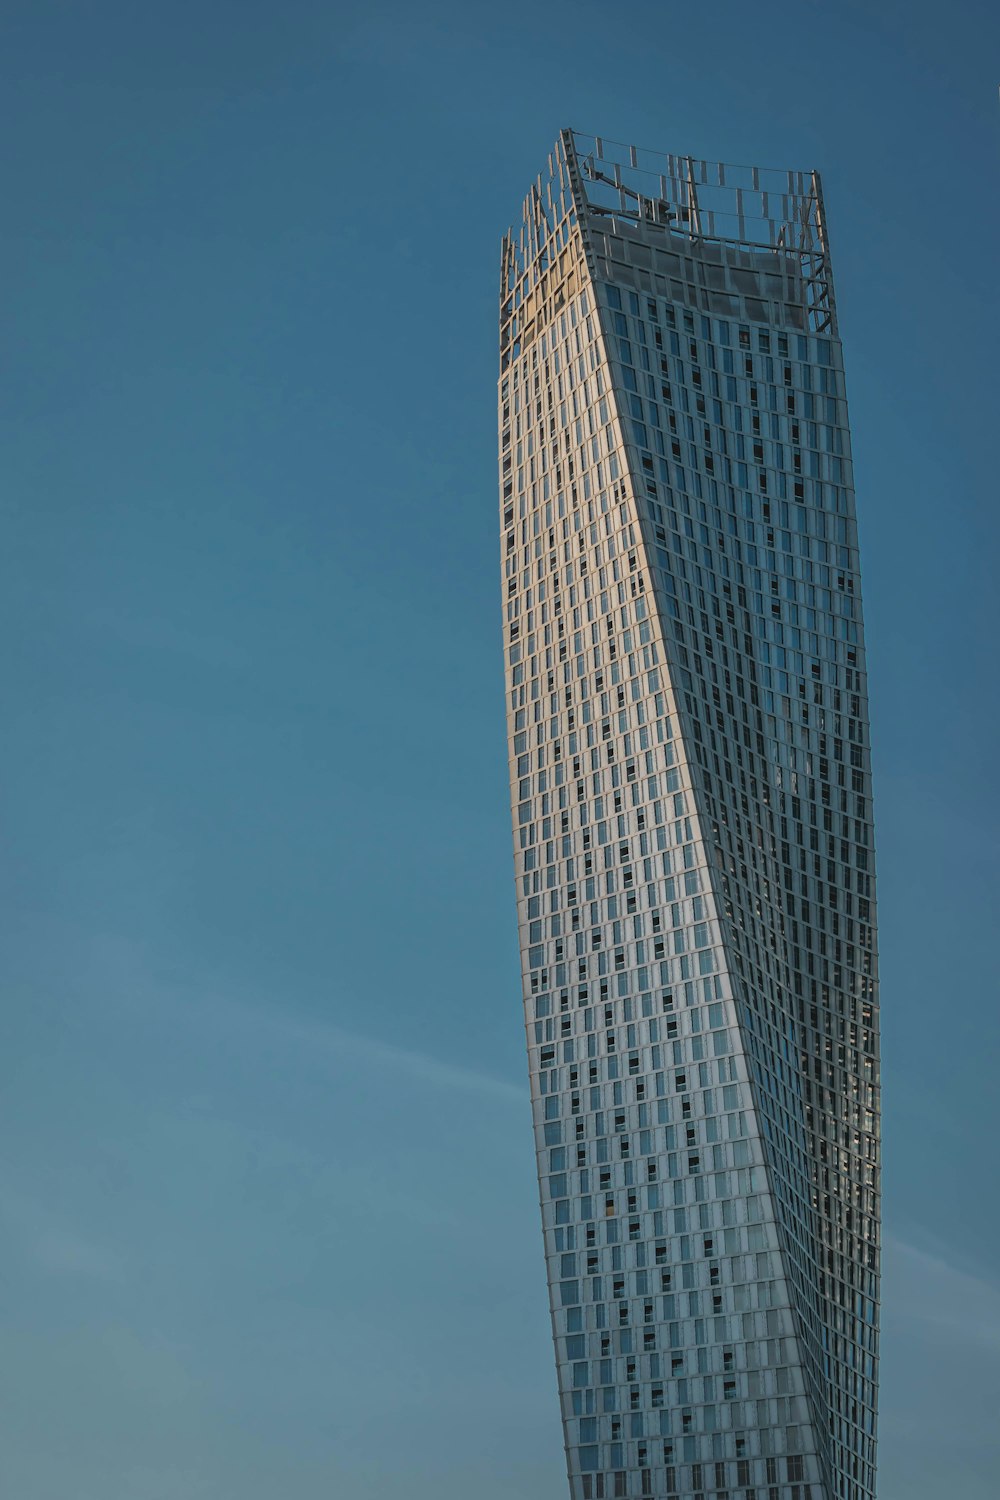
[498,132,879,1500]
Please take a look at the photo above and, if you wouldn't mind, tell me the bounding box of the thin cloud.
[235,998,528,1105]
[884,1231,1000,1353]
[89,936,528,1109]
[0,1184,123,1282]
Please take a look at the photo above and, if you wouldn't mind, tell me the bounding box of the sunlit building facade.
[498,132,879,1500]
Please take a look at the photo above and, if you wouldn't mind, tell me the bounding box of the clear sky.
[1,2,998,1496]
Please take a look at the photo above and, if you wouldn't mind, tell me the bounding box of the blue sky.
[1,2,998,1496]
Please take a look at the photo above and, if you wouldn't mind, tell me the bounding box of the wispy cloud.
[90,932,528,1107]
[223,997,529,1106]
[884,1231,1000,1353]
[0,1184,123,1282]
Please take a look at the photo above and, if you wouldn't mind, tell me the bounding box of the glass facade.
[498,132,879,1500]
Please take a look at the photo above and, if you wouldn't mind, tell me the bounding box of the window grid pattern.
[498,133,879,1500]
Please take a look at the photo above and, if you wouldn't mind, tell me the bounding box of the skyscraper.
[498,132,879,1500]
